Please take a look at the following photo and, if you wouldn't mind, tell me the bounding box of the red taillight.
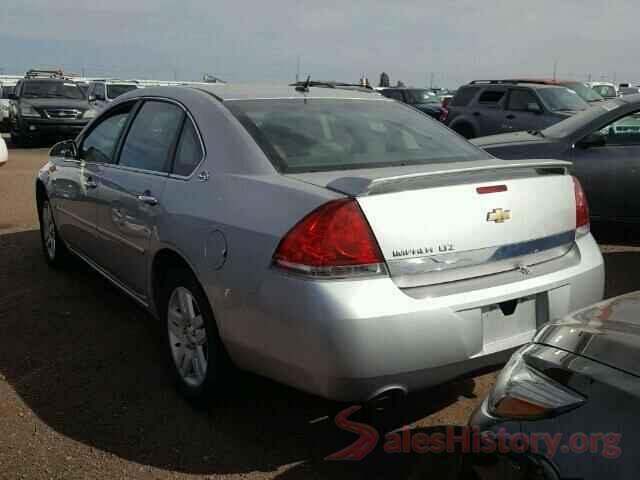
[573,177,590,236]
[439,107,449,123]
[274,199,386,277]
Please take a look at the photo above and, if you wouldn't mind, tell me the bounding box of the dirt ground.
[1,139,639,479]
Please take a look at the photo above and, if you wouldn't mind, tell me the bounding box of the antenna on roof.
[295,75,311,92]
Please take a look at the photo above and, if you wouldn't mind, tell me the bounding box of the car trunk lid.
[289,159,577,288]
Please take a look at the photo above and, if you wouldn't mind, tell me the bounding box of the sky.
[0,0,637,88]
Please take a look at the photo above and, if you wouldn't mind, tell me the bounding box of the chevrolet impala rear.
[218,93,604,402]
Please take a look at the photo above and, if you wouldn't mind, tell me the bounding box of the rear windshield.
[537,87,589,112]
[107,84,139,99]
[226,98,488,173]
[450,86,479,106]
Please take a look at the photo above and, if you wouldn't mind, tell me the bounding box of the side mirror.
[88,95,96,102]
[94,93,105,101]
[578,132,606,149]
[50,140,78,159]
[526,102,542,114]
[8,93,17,100]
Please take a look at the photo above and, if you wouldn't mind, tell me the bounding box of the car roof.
[465,81,565,90]
[188,83,383,101]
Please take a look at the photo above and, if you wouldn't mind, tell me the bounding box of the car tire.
[10,131,23,147]
[159,267,229,407]
[452,123,476,139]
[38,197,72,268]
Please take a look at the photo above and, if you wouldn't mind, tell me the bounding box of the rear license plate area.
[482,295,537,347]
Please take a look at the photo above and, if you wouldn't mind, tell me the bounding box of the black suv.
[378,87,442,119]
[442,80,590,138]
[9,71,92,146]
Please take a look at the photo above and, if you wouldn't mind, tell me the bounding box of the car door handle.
[505,114,515,119]
[137,194,158,206]
[84,178,98,189]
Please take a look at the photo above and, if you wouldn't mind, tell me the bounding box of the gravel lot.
[1,139,638,479]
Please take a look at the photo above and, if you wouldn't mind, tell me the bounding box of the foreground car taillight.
[273,199,387,278]
[573,176,590,237]
[488,348,585,420]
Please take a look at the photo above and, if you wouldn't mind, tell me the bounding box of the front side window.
[119,101,184,173]
[226,98,488,173]
[507,89,540,111]
[172,119,204,176]
[22,80,85,100]
[80,104,135,164]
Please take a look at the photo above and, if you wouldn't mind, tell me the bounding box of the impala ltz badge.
[487,208,511,223]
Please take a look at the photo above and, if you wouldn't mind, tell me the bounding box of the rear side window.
[477,90,505,105]
[81,103,135,164]
[172,119,203,176]
[119,101,184,173]
[226,98,488,173]
[450,86,479,107]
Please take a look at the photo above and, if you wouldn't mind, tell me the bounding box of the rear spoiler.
[326,159,571,196]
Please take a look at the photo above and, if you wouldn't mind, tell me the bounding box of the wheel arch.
[35,179,47,214]
[150,247,203,317]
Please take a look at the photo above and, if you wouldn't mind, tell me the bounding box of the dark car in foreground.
[9,73,93,146]
[378,87,443,118]
[443,80,589,138]
[473,95,640,223]
[471,292,640,479]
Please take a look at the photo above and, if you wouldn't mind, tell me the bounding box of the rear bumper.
[219,234,604,402]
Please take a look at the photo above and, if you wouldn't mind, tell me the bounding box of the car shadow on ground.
[0,229,489,478]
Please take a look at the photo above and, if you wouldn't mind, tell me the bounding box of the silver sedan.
[35,84,605,404]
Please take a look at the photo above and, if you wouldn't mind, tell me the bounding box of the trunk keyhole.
[499,299,519,316]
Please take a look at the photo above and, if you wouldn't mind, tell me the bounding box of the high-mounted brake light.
[273,199,387,278]
[573,177,590,237]
[477,185,507,194]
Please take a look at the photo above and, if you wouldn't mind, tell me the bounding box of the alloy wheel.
[167,286,209,387]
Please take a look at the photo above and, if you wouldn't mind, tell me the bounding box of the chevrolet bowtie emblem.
[487,208,511,223]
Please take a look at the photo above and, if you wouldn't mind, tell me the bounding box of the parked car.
[379,87,443,118]
[472,94,640,223]
[443,80,590,139]
[36,84,604,405]
[588,81,618,99]
[470,291,640,479]
[1,80,18,132]
[506,79,605,104]
[618,83,640,96]
[9,70,94,146]
[0,136,7,167]
[87,79,142,111]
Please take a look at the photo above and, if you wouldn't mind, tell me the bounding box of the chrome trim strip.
[96,225,146,254]
[56,205,95,229]
[388,231,576,289]
[67,245,148,307]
